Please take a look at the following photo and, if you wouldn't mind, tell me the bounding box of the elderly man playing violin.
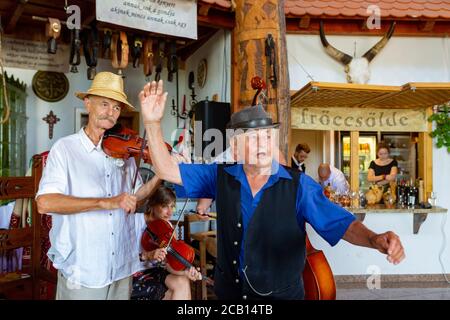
[140,80,405,300]
[36,72,163,300]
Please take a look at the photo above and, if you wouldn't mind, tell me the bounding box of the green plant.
[428,104,450,152]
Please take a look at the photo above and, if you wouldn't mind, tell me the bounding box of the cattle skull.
[319,21,396,84]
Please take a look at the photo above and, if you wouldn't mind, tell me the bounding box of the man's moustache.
[97,116,116,124]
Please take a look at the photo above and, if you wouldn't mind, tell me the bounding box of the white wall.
[186,29,231,104]
[288,35,450,275]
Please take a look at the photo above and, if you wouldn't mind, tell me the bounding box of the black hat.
[227,104,279,130]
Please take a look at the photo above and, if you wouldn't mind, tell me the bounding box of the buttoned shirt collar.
[79,127,103,153]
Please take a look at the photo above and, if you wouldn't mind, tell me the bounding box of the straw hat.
[75,72,135,111]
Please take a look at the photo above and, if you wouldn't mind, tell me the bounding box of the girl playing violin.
[132,181,202,300]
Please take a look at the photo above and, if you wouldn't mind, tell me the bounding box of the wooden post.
[233,0,291,158]
[350,131,360,193]
[418,106,433,199]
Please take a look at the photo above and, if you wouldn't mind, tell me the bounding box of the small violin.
[251,76,266,106]
[141,219,213,284]
[102,123,172,164]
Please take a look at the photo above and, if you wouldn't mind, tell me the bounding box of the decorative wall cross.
[42,110,60,139]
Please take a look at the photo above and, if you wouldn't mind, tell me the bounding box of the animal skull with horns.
[319,21,396,84]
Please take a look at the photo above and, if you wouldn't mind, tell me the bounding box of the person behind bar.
[367,143,398,189]
[291,143,310,173]
[36,72,162,300]
[318,163,350,195]
[139,80,405,300]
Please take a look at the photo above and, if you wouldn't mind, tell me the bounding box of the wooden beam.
[418,107,433,201]
[198,12,234,29]
[234,0,290,159]
[298,15,310,29]
[5,0,28,34]
[286,19,450,37]
[418,20,435,32]
[198,4,211,16]
[350,131,359,193]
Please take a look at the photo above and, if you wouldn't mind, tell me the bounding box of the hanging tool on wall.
[111,31,129,77]
[102,28,112,58]
[69,27,81,73]
[154,40,165,82]
[131,35,143,68]
[143,38,154,79]
[265,33,278,89]
[46,18,61,54]
[82,21,99,80]
[167,41,178,82]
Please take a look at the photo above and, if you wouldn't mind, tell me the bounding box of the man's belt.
[46,18,61,54]
[131,35,143,68]
[82,22,99,80]
[111,31,129,76]
[167,41,178,82]
[154,40,165,82]
[143,38,154,77]
[69,28,81,73]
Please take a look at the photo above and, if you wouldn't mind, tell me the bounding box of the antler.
[319,21,353,65]
[362,22,396,62]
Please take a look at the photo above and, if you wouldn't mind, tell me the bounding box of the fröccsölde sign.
[291,107,428,132]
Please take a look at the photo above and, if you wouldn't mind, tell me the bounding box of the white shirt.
[36,128,143,288]
[319,166,350,194]
[291,156,304,171]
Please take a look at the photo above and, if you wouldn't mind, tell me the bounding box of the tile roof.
[285,0,450,19]
[199,0,450,19]
[200,0,232,9]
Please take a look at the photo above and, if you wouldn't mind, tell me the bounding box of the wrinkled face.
[377,148,390,161]
[231,128,279,168]
[153,202,176,221]
[296,150,308,163]
[345,58,370,84]
[84,95,122,130]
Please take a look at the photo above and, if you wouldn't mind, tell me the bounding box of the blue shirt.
[174,162,355,273]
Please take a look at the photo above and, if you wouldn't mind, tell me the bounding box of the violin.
[251,76,266,106]
[141,219,213,284]
[302,235,336,300]
[102,123,172,164]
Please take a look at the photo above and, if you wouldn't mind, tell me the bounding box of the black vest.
[214,164,306,300]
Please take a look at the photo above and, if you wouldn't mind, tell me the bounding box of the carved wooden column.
[232,0,290,157]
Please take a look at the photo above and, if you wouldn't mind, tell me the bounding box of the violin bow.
[165,197,190,249]
[131,130,147,194]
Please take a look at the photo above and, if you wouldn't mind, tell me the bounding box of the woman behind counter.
[367,143,398,187]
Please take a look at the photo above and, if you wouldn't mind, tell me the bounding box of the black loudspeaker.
[193,100,231,161]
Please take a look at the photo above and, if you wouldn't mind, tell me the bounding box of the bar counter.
[344,205,447,234]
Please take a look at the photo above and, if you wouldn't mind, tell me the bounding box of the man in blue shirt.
[139,80,405,300]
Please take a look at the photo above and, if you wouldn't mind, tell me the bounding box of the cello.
[302,235,336,300]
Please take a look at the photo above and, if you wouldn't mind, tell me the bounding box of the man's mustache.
[97,115,116,124]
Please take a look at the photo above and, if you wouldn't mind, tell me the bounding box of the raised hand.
[139,80,168,125]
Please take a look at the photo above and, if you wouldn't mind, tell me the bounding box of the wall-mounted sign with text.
[291,107,428,132]
[1,37,70,73]
[96,0,197,40]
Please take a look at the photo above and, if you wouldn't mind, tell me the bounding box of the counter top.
[347,205,447,214]
[343,205,447,234]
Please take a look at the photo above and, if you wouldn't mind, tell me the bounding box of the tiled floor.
[337,287,450,300]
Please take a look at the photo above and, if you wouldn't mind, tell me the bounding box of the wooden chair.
[0,154,54,299]
[183,214,217,300]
